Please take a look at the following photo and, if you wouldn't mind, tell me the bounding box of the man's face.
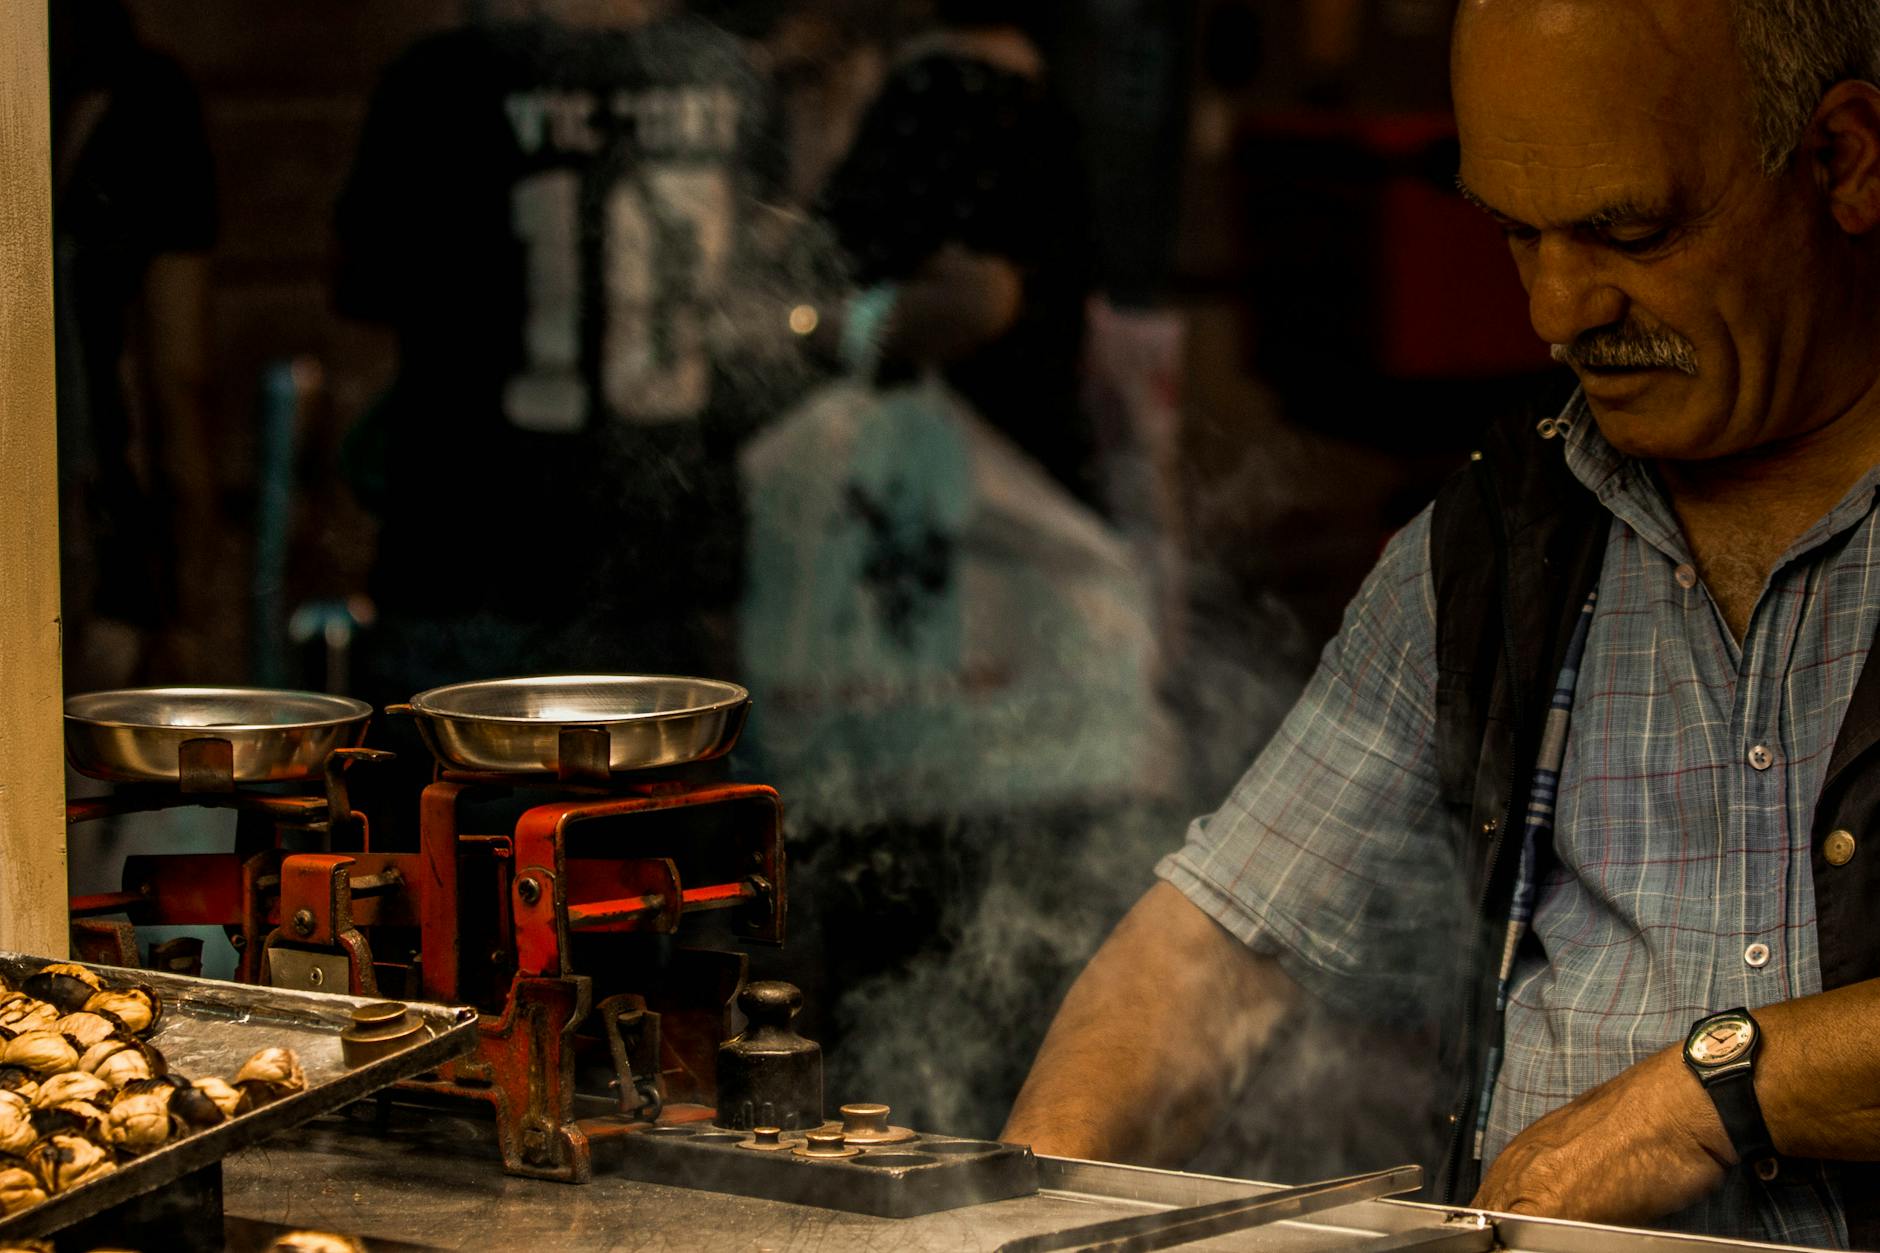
[1454,0,1844,462]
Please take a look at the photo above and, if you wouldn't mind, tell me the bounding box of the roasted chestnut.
[22,965,101,1016]
[1,1032,77,1076]
[78,1035,164,1088]
[265,1233,366,1253]
[80,986,158,1036]
[77,1037,129,1075]
[31,1099,106,1142]
[25,1133,114,1193]
[0,1162,46,1216]
[235,1046,306,1109]
[52,1011,120,1051]
[0,1093,31,1157]
[104,1082,178,1155]
[168,1078,229,1129]
[30,1071,109,1110]
[0,997,56,1035]
[191,1075,242,1121]
[93,1043,155,1090]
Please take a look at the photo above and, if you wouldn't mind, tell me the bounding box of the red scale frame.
[66,761,785,1183]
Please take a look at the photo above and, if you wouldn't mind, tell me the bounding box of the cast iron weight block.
[715,981,823,1131]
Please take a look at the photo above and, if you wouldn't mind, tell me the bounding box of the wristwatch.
[1683,1007,1779,1181]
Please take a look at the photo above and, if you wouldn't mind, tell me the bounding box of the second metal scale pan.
[390,674,750,779]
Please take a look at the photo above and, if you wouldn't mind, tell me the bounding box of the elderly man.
[1002,0,1880,1244]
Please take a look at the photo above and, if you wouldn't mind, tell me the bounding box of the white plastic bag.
[740,374,1174,823]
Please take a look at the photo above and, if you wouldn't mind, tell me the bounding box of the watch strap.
[1705,1067,1779,1179]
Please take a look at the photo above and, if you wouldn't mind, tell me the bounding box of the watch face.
[1689,1015,1755,1066]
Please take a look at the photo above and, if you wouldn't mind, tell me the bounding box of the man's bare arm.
[1001,881,1301,1165]
[1475,978,1880,1224]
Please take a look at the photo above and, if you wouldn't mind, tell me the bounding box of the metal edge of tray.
[0,953,477,1243]
[1033,1158,1818,1253]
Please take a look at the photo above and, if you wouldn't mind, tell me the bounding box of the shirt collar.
[1557,390,1880,568]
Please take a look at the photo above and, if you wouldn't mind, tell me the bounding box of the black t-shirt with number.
[335,17,775,666]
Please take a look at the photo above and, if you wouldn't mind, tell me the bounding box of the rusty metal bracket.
[69,919,141,969]
[404,974,595,1181]
[597,992,662,1123]
[146,937,204,978]
[262,852,379,996]
[566,858,683,933]
[325,747,396,847]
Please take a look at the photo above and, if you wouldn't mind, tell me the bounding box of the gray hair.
[1731,0,1880,172]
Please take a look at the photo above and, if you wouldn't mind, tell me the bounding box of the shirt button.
[1744,942,1771,968]
[1748,744,1774,770]
[1674,563,1698,589]
[1825,829,1858,867]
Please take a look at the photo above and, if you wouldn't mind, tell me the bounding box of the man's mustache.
[1551,326,1698,377]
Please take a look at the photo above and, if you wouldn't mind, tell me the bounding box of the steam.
[356,9,1449,1184]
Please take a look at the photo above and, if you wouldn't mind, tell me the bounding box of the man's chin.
[1577,372,1710,457]
[1585,400,1725,463]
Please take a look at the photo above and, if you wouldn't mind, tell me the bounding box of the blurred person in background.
[50,0,219,692]
[333,0,788,705]
[738,0,1179,1135]
[813,0,1101,512]
[759,2,890,210]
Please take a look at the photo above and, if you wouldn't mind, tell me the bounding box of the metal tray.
[65,687,373,784]
[391,675,749,778]
[0,953,476,1244]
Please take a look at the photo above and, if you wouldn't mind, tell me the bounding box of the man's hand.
[1472,1047,1733,1224]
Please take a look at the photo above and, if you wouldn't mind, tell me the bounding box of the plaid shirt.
[1159,397,1880,1247]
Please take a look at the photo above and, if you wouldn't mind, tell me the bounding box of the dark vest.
[1428,414,1880,1243]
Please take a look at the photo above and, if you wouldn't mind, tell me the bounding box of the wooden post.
[0,2,69,957]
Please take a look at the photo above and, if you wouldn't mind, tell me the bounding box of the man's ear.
[1808,80,1880,235]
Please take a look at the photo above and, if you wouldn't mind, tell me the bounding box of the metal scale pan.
[389,674,750,780]
[64,687,373,786]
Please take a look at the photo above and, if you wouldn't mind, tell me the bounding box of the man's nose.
[1523,235,1626,348]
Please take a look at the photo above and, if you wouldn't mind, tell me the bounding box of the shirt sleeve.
[1155,506,1462,1021]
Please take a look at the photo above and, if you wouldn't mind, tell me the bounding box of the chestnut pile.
[0,963,306,1219]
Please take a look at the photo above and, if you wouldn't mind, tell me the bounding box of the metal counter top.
[219,1103,1815,1253]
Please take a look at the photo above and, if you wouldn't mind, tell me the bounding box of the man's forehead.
[1456,0,1726,52]
[1454,0,1735,104]
[1453,0,1747,216]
